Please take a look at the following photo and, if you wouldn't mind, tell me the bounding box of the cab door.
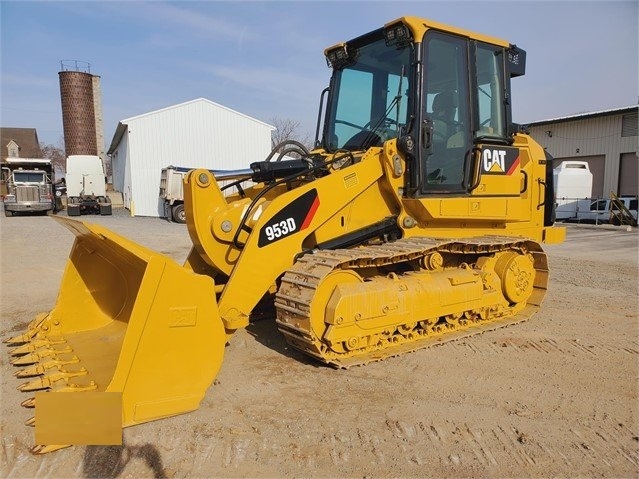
[419,31,523,202]
[420,31,472,194]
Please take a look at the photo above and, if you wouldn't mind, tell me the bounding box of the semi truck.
[65,155,112,216]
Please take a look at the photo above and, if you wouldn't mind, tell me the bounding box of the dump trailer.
[161,165,258,223]
[5,16,565,453]
[160,165,190,223]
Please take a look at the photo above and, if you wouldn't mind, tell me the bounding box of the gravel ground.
[1,208,638,478]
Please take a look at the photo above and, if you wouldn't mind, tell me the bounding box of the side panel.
[473,145,522,197]
[400,135,562,243]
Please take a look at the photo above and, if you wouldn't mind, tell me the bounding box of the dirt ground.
[1,210,637,478]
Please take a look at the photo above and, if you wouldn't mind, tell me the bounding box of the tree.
[270,117,313,158]
[40,138,66,177]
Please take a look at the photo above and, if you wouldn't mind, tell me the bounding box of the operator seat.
[431,91,458,147]
[428,91,464,186]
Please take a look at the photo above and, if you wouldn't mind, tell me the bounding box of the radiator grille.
[16,186,39,202]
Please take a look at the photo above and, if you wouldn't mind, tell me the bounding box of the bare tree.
[270,117,313,157]
[40,138,66,177]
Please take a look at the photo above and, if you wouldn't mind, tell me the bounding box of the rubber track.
[275,236,548,368]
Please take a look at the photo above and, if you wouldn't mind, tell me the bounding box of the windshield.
[13,171,46,183]
[325,35,411,151]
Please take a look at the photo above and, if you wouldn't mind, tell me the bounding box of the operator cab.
[321,17,526,197]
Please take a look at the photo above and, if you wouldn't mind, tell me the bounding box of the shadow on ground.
[82,441,166,478]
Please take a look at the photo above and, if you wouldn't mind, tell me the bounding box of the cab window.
[421,31,471,193]
[475,43,506,139]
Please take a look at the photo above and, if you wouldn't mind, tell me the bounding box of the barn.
[107,98,274,217]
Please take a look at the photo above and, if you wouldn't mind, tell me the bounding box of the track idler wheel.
[494,252,535,304]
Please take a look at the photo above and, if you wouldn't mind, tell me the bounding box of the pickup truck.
[576,196,638,226]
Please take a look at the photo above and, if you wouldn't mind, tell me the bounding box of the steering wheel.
[334,119,367,132]
[336,117,399,131]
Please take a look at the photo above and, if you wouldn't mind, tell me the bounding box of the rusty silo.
[58,61,104,160]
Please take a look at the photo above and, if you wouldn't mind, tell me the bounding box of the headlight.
[384,22,412,47]
[324,44,354,69]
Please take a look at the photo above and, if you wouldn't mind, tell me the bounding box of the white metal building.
[527,106,638,198]
[107,98,274,217]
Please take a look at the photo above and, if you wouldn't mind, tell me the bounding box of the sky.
[1,0,637,149]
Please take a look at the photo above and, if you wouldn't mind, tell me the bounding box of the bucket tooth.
[18,368,87,392]
[4,330,38,346]
[31,445,70,455]
[22,397,36,408]
[18,379,51,393]
[15,357,80,378]
[15,366,44,378]
[25,416,36,427]
[11,346,72,366]
[9,338,65,357]
[3,313,49,345]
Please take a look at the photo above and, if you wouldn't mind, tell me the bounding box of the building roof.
[526,105,638,127]
[107,98,274,154]
[0,127,42,159]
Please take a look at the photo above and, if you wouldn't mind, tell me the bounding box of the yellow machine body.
[6,16,564,453]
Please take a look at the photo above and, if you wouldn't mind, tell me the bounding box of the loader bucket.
[5,217,226,453]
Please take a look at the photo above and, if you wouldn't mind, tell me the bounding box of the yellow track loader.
[5,16,565,453]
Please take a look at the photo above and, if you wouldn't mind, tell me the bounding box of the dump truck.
[5,16,565,453]
[1,158,55,216]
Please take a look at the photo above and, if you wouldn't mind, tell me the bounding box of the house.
[107,98,275,217]
[1,128,42,160]
[527,106,638,198]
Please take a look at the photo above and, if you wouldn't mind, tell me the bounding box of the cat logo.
[480,147,520,175]
[482,149,506,173]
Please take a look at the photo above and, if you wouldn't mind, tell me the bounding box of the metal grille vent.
[16,186,38,202]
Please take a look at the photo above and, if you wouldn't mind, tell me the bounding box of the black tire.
[172,204,186,223]
[67,204,81,217]
[4,209,13,217]
[100,204,112,216]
